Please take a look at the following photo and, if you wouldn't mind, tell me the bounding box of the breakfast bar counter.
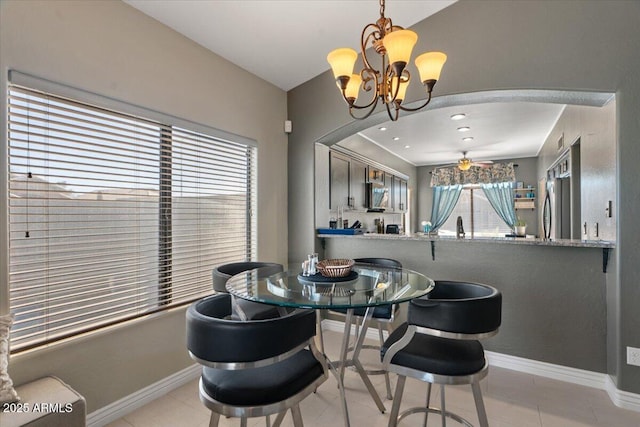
[316,231,615,380]
[317,232,615,249]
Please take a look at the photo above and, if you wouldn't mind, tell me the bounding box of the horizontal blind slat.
[8,84,256,352]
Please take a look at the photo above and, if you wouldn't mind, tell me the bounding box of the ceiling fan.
[443,151,494,171]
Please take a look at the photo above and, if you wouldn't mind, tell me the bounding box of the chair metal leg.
[440,384,446,427]
[208,412,220,427]
[380,323,393,400]
[240,417,248,427]
[316,310,325,355]
[266,414,271,427]
[472,381,489,427]
[339,309,354,382]
[291,404,304,427]
[388,375,406,427]
[273,411,287,427]
[423,383,432,427]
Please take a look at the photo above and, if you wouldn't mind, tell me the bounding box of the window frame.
[6,71,258,352]
[439,185,513,238]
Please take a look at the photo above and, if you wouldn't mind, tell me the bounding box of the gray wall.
[288,0,640,394]
[537,102,617,242]
[0,0,288,412]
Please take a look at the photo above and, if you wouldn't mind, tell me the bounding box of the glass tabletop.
[225,263,435,310]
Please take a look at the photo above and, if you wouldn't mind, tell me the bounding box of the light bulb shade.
[415,51,447,83]
[458,158,472,171]
[389,77,409,102]
[344,74,362,101]
[383,30,418,68]
[327,48,358,79]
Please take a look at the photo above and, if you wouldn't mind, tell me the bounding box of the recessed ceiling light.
[462,137,474,142]
[457,126,471,132]
[379,127,387,131]
[450,113,466,120]
[404,145,411,149]
[393,136,400,141]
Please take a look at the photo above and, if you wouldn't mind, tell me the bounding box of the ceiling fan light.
[415,51,447,84]
[383,29,418,71]
[327,48,358,80]
[458,158,472,171]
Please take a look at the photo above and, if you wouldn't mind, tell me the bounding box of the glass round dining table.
[225,261,435,427]
[224,262,434,310]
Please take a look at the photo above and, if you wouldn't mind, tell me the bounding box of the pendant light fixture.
[327,0,447,121]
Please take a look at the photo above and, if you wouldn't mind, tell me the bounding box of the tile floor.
[106,330,640,427]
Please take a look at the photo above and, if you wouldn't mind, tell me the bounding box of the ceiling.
[124,0,566,166]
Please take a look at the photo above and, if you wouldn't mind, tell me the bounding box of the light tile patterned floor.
[106,330,640,427]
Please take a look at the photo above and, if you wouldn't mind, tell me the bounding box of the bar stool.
[381,280,502,427]
[186,293,328,427]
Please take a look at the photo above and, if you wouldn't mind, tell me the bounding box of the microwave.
[366,182,389,210]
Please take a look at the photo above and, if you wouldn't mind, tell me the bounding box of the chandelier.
[327,0,447,121]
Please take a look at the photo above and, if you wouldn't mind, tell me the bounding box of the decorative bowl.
[316,258,355,278]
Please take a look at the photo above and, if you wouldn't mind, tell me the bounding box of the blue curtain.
[430,185,463,231]
[481,181,517,228]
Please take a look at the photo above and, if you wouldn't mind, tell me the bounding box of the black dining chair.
[381,280,502,427]
[187,293,328,427]
[212,261,284,320]
[330,257,402,399]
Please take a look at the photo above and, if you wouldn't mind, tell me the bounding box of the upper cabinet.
[389,173,408,213]
[328,150,408,212]
[349,158,367,210]
[329,151,349,209]
[329,151,367,210]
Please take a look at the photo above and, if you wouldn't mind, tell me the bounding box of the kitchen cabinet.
[329,151,349,209]
[390,175,408,212]
[329,151,367,210]
[367,166,385,184]
[349,158,367,210]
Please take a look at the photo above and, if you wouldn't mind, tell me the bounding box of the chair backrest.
[408,280,501,336]
[212,261,283,293]
[186,293,317,365]
[354,258,402,269]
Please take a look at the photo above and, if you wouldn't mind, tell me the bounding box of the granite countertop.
[317,232,615,249]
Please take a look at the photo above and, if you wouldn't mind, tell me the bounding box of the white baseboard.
[322,319,640,412]
[86,364,200,427]
[605,375,640,412]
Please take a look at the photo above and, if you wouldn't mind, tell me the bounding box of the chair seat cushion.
[201,349,324,406]
[331,304,393,319]
[235,299,282,320]
[381,324,485,376]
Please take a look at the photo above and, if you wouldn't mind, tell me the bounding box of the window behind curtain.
[439,187,512,237]
[7,84,257,351]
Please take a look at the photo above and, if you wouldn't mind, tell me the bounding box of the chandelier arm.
[384,100,400,121]
[398,90,434,112]
[360,24,382,72]
[349,96,380,121]
[342,70,380,110]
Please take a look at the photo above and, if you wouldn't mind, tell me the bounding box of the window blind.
[7,84,257,351]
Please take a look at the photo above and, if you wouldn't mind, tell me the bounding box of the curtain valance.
[430,162,516,187]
